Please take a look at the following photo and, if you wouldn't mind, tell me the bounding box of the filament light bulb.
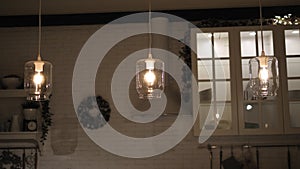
[144,70,156,85]
[33,72,45,85]
[259,67,269,83]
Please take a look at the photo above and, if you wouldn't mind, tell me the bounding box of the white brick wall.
[0,24,299,169]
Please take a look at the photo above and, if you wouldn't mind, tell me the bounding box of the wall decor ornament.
[77,96,111,130]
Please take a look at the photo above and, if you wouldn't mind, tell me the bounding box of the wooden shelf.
[0,89,26,98]
[0,131,40,139]
[0,132,41,149]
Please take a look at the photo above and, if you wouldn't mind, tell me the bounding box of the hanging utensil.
[209,145,213,169]
[222,146,243,169]
[220,146,223,169]
[288,146,291,169]
[256,147,260,169]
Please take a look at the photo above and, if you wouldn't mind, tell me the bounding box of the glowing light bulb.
[246,104,253,110]
[33,72,45,85]
[259,67,269,83]
[144,70,156,85]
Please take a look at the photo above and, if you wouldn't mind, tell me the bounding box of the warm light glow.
[33,72,45,85]
[259,67,269,83]
[246,104,253,110]
[292,30,300,34]
[144,70,156,85]
[249,32,256,36]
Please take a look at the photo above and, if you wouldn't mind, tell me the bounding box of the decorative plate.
[77,96,111,130]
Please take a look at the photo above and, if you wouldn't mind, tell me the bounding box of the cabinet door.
[238,29,284,135]
[192,28,238,136]
[283,28,300,133]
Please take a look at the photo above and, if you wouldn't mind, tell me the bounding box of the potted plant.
[21,100,53,145]
[22,101,40,132]
[40,100,53,145]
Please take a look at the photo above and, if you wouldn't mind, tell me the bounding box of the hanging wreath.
[77,96,111,130]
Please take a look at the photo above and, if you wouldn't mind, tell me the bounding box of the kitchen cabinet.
[191,25,300,136]
[282,28,300,134]
[237,27,284,135]
[191,28,238,136]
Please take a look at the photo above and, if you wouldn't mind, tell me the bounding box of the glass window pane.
[242,59,250,79]
[199,82,230,101]
[287,58,300,77]
[288,78,300,127]
[197,60,212,80]
[258,31,274,56]
[241,31,257,57]
[244,103,260,129]
[288,79,300,91]
[262,102,280,129]
[197,33,212,58]
[199,103,211,129]
[243,80,250,91]
[289,102,300,127]
[285,29,300,55]
[288,90,300,101]
[214,32,229,58]
[240,31,274,57]
[215,81,231,101]
[243,80,254,100]
[199,103,232,130]
[217,103,232,130]
[199,82,212,102]
[215,59,230,79]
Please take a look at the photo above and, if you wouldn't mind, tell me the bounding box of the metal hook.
[256,147,260,169]
[287,146,291,169]
[219,146,223,169]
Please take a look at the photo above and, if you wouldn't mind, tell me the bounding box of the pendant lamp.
[24,0,52,101]
[249,0,279,98]
[136,1,165,99]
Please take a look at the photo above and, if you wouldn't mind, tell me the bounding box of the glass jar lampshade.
[136,55,164,99]
[249,51,279,98]
[24,60,52,101]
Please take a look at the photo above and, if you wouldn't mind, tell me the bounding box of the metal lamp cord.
[148,0,152,59]
[38,0,42,61]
